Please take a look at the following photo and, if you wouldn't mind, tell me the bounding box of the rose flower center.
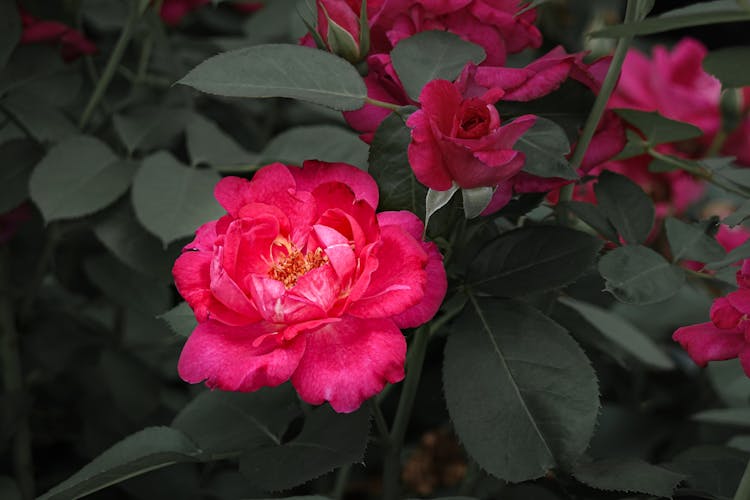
[456,100,491,139]
[268,247,329,289]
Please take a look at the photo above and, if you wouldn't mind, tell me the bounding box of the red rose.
[19,8,97,62]
[406,79,535,213]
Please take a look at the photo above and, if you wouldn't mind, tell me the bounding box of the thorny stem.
[382,325,430,500]
[78,0,141,129]
[0,247,34,500]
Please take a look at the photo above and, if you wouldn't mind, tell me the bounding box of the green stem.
[382,325,430,500]
[20,224,61,324]
[734,459,750,500]
[568,0,640,172]
[0,247,35,500]
[332,464,352,500]
[78,1,140,129]
[648,148,750,198]
[369,399,391,444]
[364,96,403,112]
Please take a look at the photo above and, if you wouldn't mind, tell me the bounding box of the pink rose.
[674,260,750,375]
[173,161,447,413]
[19,8,97,62]
[372,0,541,66]
[610,38,722,139]
[406,79,536,213]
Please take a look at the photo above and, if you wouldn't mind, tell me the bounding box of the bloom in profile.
[173,161,446,412]
[674,260,750,375]
[19,8,97,61]
[406,79,536,213]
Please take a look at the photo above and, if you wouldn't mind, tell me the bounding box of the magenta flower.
[19,8,97,61]
[674,261,750,375]
[173,161,447,413]
[406,79,536,213]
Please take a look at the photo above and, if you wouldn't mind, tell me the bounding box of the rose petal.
[673,322,745,366]
[348,225,427,319]
[291,316,406,412]
[178,320,306,392]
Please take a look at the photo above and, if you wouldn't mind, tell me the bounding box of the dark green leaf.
[704,46,750,87]
[614,109,703,145]
[558,297,674,370]
[562,201,619,243]
[100,350,161,422]
[242,0,301,45]
[573,459,684,497]
[665,445,750,499]
[113,107,192,154]
[158,302,197,338]
[0,0,21,69]
[444,298,599,482]
[391,31,486,100]
[38,427,200,500]
[594,171,654,244]
[368,112,427,215]
[724,200,750,227]
[179,44,367,110]
[93,202,178,283]
[0,139,42,213]
[467,226,602,297]
[706,239,750,269]
[599,245,685,304]
[30,135,135,222]
[517,118,576,180]
[614,129,648,160]
[0,46,64,97]
[3,90,76,143]
[186,114,256,168]
[131,152,224,246]
[693,408,750,427]
[84,254,171,316]
[665,217,726,263]
[0,477,20,500]
[240,405,370,491]
[173,386,300,458]
[260,125,368,170]
[590,1,750,38]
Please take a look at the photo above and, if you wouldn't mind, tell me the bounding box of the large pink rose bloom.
[406,79,535,213]
[173,161,447,413]
[674,260,750,375]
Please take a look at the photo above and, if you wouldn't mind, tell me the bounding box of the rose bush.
[174,161,446,412]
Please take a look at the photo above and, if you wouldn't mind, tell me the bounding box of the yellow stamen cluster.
[268,247,329,289]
